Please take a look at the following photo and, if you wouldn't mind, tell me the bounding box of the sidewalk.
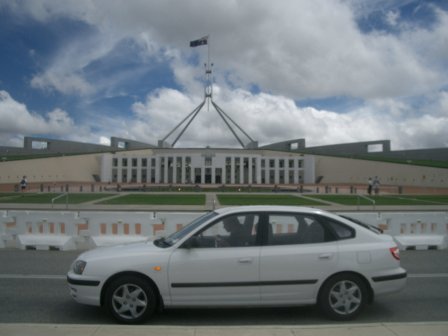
[1,322,448,336]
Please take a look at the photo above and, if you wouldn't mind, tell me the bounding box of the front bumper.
[67,272,102,306]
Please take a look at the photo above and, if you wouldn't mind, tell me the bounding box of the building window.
[142,158,147,167]
[131,169,137,183]
[132,158,138,167]
[122,158,128,167]
[113,158,118,167]
[279,170,285,184]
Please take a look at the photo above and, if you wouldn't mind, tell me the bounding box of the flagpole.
[205,35,211,112]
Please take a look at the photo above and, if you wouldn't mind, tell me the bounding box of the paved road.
[0,249,447,325]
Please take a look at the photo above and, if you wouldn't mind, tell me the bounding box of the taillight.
[390,247,400,260]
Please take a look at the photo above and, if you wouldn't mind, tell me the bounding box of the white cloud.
[1,0,447,150]
[31,72,93,96]
[0,90,77,144]
[122,85,448,150]
[8,0,445,99]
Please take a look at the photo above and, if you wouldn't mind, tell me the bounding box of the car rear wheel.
[105,275,156,324]
[318,273,367,320]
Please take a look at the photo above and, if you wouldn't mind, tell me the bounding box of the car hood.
[78,240,161,262]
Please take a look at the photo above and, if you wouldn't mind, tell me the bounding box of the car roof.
[214,205,328,216]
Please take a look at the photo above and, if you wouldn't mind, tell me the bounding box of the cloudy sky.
[0,0,447,150]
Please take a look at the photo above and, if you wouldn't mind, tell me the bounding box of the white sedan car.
[67,206,406,324]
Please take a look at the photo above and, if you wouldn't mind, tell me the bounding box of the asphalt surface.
[0,249,447,325]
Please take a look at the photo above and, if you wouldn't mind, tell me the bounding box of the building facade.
[100,149,315,185]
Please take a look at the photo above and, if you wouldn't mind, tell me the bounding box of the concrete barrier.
[339,211,448,250]
[77,211,158,247]
[155,212,206,236]
[0,210,446,250]
[9,211,86,250]
[1,211,17,248]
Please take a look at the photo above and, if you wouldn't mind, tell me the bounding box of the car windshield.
[154,211,218,248]
[340,215,383,234]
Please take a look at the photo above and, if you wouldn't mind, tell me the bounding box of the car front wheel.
[318,273,367,320]
[105,275,156,324]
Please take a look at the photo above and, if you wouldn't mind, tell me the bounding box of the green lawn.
[217,194,326,206]
[307,194,448,206]
[98,194,206,205]
[0,193,112,204]
[1,192,446,206]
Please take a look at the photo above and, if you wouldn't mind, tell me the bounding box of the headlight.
[72,260,87,275]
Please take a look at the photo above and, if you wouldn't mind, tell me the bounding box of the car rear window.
[340,215,383,234]
[324,218,355,240]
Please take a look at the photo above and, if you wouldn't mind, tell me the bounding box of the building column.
[163,156,168,184]
[127,161,132,184]
[147,157,152,184]
[222,160,227,185]
[155,156,161,183]
[265,160,269,185]
[181,156,186,184]
[294,159,299,184]
[248,157,253,184]
[256,157,262,184]
[212,166,216,184]
[117,157,123,183]
[274,158,280,184]
[136,159,142,183]
[230,156,235,184]
[201,167,205,184]
[239,156,244,184]
[172,157,177,184]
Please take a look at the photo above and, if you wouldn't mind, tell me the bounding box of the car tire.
[105,275,156,324]
[318,273,367,321]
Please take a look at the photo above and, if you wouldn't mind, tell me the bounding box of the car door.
[259,212,339,304]
[168,213,261,306]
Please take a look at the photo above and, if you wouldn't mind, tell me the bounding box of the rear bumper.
[370,268,407,296]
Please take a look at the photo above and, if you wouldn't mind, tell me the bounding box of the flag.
[190,36,208,47]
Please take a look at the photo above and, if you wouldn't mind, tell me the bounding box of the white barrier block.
[1,211,17,248]
[394,235,448,250]
[156,212,204,236]
[15,211,83,250]
[79,211,155,247]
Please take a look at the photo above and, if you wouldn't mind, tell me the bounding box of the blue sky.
[0,0,447,150]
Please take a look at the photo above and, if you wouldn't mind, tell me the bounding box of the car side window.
[267,213,335,246]
[191,214,259,248]
[323,217,355,240]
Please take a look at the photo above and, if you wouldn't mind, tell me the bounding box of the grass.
[307,194,448,206]
[217,194,326,206]
[0,193,112,204]
[98,194,206,205]
[1,192,446,206]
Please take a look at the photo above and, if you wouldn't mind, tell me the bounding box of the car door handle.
[319,253,333,260]
[238,258,253,264]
